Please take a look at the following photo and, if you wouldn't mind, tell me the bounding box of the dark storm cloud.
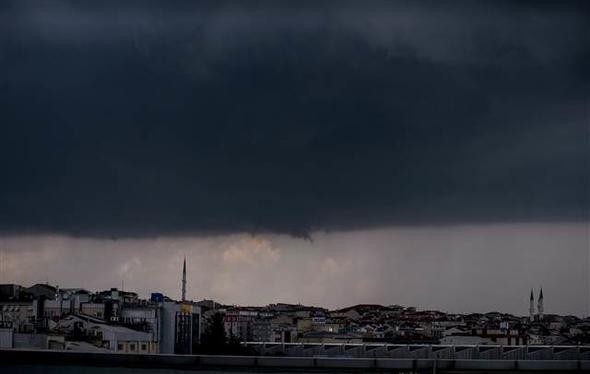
[0,1,588,237]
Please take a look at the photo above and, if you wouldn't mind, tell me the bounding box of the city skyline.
[0,280,559,320]
[0,0,588,349]
[0,2,589,369]
[2,222,587,316]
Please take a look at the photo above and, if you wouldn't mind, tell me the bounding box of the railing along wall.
[244,342,587,360]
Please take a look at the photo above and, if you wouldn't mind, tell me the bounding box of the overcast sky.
[0,1,588,315]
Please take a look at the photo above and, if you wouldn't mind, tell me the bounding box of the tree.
[199,312,255,355]
[201,312,227,352]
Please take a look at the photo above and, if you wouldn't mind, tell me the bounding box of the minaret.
[181,256,187,302]
[529,288,535,322]
[537,287,544,321]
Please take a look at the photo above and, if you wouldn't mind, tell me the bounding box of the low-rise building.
[252,318,272,342]
[90,323,158,353]
[224,309,258,342]
[80,303,106,319]
[0,301,35,332]
[159,301,200,354]
[271,325,298,343]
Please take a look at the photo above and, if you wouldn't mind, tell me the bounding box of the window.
[141,343,147,351]
[117,343,124,351]
[129,343,136,351]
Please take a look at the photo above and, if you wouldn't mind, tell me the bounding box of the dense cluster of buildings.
[0,258,200,354]
[0,282,201,354]
[1,260,588,353]
[216,299,588,347]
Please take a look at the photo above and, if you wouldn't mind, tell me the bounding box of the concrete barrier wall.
[1,349,589,372]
